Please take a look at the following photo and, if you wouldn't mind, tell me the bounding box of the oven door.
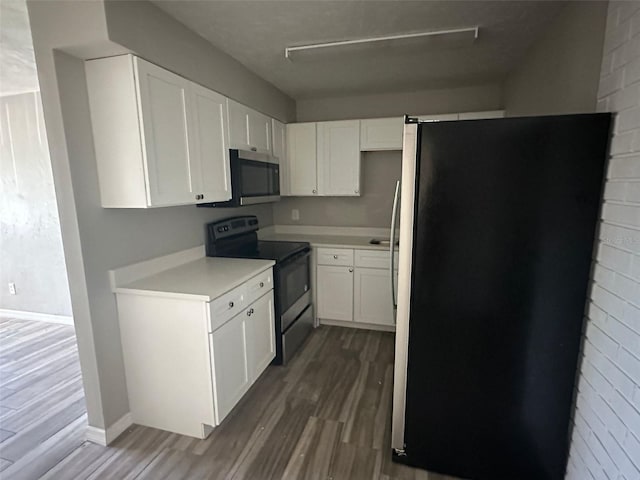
[277,249,312,331]
[235,155,280,206]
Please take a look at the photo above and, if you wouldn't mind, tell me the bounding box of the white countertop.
[259,232,395,251]
[115,257,275,302]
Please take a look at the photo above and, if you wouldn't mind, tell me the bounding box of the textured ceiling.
[0,0,39,96]
[152,0,567,99]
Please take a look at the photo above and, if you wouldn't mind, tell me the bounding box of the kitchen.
[3,1,638,479]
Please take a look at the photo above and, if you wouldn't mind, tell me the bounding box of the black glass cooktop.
[213,240,309,263]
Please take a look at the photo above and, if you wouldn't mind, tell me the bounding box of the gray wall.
[0,91,72,316]
[275,151,402,227]
[504,1,608,116]
[296,83,503,122]
[28,0,294,429]
[277,83,503,227]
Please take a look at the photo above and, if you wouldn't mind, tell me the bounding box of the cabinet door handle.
[247,308,255,316]
[259,282,264,288]
[228,301,234,308]
[354,189,359,194]
[333,255,338,259]
[348,268,353,272]
[251,147,257,152]
[312,189,317,194]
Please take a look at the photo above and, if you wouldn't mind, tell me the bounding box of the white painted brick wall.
[567,2,640,480]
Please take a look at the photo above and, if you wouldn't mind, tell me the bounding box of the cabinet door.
[286,123,317,196]
[317,265,353,321]
[360,118,403,151]
[317,120,361,196]
[354,268,394,326]
[210,315,249,423]
[272,119,285,163]
[135,57,194,206]
[245,292,275,382]
[227,99,251,151]
[247,109,271,154]
[272,119,288,194]
[188,84,232,203]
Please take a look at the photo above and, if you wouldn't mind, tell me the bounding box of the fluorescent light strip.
[285,26,479,59]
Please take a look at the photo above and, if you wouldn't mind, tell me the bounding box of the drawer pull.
[333,255,338,259]
[259,282,264,288]
[228,301,234,308]
[247,308,254,316]
[348,268,353,272]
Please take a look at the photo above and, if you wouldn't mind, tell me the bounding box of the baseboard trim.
[86,412,133,446]
[320,318,395,332]
[0,308,74,326]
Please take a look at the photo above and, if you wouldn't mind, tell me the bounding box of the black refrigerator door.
[401,114,611,480]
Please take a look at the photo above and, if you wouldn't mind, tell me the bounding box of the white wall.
[0,92,72,317]
[504,1,608,116]
[27,0,294,432]
[566,2,640,480]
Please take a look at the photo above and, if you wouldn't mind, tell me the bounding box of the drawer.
[245,268,273,306]
[208,283,246,332]
[355,249,390,269]
[317,248,354,266]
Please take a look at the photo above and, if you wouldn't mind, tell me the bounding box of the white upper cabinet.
[248,110,272,154]
[360,117,404,151]
[317,120,361,196]
[227,99,251,151]
[284,120,361,197]
[272,119,287,194]
[135,58,194,207]
[85,54,231,208]
[188,84,232,203]
[271,119,285,164]
[227,99,272,155]
[285,122,318,196]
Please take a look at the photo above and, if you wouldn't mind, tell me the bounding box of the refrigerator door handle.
[390,180,401,315]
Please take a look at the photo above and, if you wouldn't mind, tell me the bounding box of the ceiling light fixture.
[285,26,479,59]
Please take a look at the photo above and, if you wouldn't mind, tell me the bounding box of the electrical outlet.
[291,209,300,221]
[8,283,16,295]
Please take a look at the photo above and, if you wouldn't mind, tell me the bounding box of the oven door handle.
[283,247,311,264]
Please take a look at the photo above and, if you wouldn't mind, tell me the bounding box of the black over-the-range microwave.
[198,149,280,208]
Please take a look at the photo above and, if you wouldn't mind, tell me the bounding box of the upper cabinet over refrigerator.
[85,54,231,208]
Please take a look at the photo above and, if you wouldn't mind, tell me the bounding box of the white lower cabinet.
[354,267,394,326]
[317,265,354,321]
[316,248,396,328]
[210,290,274,424]
[210,310,249,424]
[244,292,276,383]
[117,267,275,439]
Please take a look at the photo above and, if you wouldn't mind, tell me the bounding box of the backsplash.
[273,151,401,227]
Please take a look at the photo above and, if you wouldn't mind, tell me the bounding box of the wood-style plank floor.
[0,318,459,480]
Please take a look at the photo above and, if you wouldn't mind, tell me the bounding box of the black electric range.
[205,216,313,364]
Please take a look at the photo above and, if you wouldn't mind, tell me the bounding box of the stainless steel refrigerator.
[391,114,611,480]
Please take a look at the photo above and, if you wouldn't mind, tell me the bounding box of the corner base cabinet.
[316,248,397,328]
[116,267,275,438]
